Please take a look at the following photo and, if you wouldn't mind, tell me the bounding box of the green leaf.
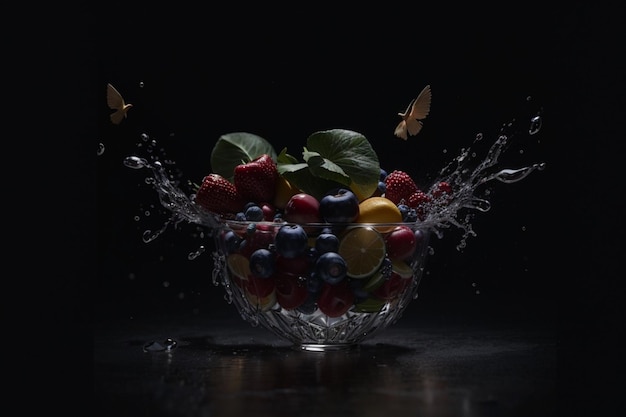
[280,168,344,201]
[210,132,277,181]
[306,129,380,199]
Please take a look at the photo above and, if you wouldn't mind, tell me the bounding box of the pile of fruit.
[195,129,452,316]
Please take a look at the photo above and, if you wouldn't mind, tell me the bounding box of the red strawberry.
[407,191,432,220]
[430,181,453,204]
[384,170,419,204]
[234,154,278,203]
[195,173,244,214]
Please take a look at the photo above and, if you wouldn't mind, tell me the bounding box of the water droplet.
[139,81,144,88]
[97,143,105,155]
[529,115,542,135]
[481,164,544,184]
[188,245,206,260]
[124,156,149,169]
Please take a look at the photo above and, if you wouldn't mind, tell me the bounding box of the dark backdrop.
[87,1,624,383]
[95,4,565,323]
[11,3,619,415]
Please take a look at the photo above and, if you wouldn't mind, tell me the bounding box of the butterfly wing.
[110,109,125,125]
[405,119,424,137]
[107,83,124,110]
[408,84,431,120]
[394,120,409,140]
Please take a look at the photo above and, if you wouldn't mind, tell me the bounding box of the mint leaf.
[210,132,277,181]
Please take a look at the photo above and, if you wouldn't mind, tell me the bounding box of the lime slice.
[338,226,386,279]
[362,269,386,292]
[391,259,414,279]
[227,253,251,280]
[354,296,386,313]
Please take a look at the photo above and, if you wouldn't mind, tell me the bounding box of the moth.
[107,83,133,125]
[394,84,432,140]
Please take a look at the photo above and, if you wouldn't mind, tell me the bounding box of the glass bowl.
[211,220,431,351]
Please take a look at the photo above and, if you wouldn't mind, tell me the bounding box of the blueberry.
[398,204,410,219]
[379,168,388,182]
[249,248,275,278]
[315,252,347,285]
[306,273,324,293]
[315,233,339,254]
[349,278,369,303]
[296,292,319,314]
[404,208,418,223]
[244,205,264,221]
[275,224,308,258]
[235,212,247,221]
[222,230,241,253]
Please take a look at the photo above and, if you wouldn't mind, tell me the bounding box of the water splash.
[125,110,545,252]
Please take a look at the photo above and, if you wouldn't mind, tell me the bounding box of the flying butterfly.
[394,84,432,140]
[107,83,133,125]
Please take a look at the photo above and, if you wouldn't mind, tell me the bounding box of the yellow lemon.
[356,197,402,232]
[227,253,251,281]
[338,226,386,279]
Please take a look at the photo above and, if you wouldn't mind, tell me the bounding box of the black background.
[94,4,564,321]
[28,2,624,414]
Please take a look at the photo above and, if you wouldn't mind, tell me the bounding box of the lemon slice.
[338,226,386,279]
[227,253,251,281]
[391,259,414,279]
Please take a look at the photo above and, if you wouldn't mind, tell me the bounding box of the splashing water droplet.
[124,156,149,169]
[188,245,206,260]
[529,115,542,135]
[481,163,544,184]
[97,143,105,155]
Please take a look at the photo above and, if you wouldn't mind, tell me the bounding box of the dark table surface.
[93,303,559,417]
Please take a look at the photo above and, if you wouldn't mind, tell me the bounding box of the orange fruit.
[356,197,403,232]
[338,226,386,279]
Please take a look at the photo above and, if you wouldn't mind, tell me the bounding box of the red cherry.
[385,226,417,260]
[275,273,309,310]
[284,193,321,224]
[372,272,410,301]
[317,281,354,318]
[244,275,276,298]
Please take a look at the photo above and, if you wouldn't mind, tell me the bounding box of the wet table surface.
[93,307,558,417]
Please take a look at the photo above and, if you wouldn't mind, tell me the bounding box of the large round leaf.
[210,132,277,181]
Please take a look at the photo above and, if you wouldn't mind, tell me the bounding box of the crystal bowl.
[211,220,431,351]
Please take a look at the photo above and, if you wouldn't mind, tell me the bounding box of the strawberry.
[195,173,244,214]
[430,181,453,205]
[234,154,278,203]
[384,170,419,204]
[407,191,432,220]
